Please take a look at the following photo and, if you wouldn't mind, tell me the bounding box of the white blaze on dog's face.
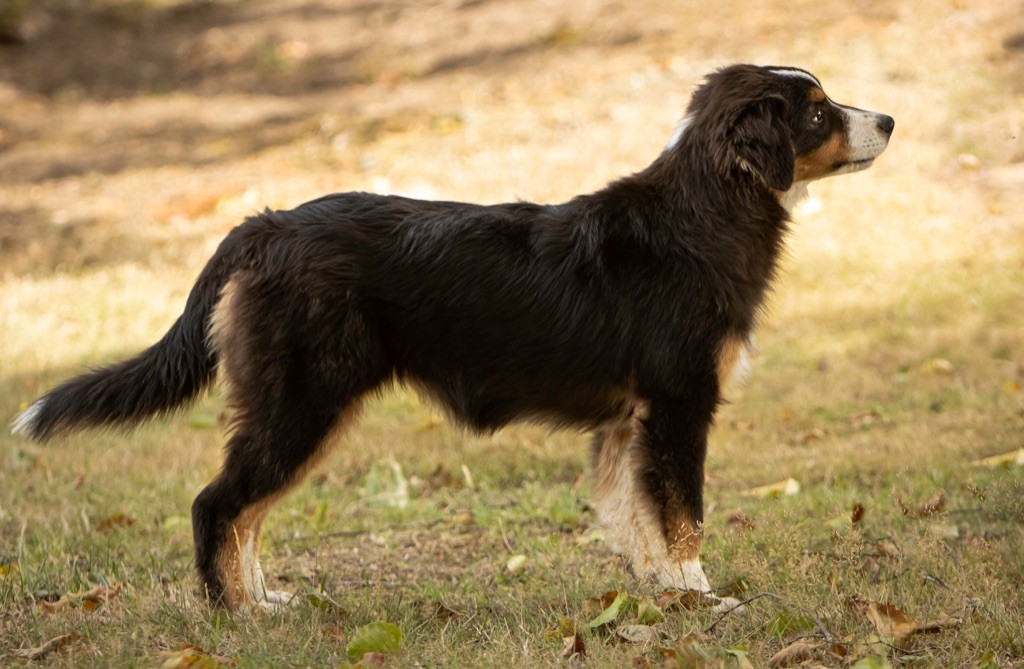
[768,66,895,182]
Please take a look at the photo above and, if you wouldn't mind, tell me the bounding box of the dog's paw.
[255,590,296,612]
[710,595,746,615]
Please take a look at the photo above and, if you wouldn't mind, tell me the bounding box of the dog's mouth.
[831,158,875,175]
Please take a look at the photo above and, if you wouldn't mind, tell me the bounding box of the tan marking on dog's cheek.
[794,129,851,181]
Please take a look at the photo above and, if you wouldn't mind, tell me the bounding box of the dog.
[12,64,893,611]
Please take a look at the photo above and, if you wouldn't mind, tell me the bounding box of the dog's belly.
[406,369,633,432]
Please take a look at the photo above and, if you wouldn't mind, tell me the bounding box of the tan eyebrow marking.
[809,87,826,103]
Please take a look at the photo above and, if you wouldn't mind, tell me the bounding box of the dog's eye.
[811,108,825,125]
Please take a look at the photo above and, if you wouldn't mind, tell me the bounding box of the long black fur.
[13,64,892,606]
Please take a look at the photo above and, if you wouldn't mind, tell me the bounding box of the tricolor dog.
[12,65,893,611]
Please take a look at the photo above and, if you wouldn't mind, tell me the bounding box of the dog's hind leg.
[193,278,384,611]
[191,396,364,610]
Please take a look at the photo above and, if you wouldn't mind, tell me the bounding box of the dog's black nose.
[877,114,895,135]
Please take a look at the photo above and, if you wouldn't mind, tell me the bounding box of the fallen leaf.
[635,598,665,625]
[964,533,990,552]
[418,599,458,622]
[160,646,233,669]
[0,559,18,579]
[923,358,956,375]
[13,634,75,660]
[506,554,527,573]
[916,494,945,517]
[768,639,816,668]
[586,590,636,628]
[452,512,475,526]
[865,601,917,646]
[306,592,347,616]
[742,478,800,498]
[725,509,755,531]
[874,539,901,558]
[969,449,1024,468]
[795,427,827,444]
[96,513,136,532]
[562,632,586,659]
[616,624,658,645]
[928,522,960,539]
[851,503,866,525]
[361,652,389,667]
[347,621,404,663]
[957,153,981,170]
[914,612,961,634]
[40,584,121,614]
[848,410,884,430]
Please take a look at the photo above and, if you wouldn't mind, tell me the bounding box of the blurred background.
[1,1,1023,665]
[2,0,1021,476]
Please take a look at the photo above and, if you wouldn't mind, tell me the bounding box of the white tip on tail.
[11,400,44,438]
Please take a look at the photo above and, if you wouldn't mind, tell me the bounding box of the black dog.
[13,65,893,610]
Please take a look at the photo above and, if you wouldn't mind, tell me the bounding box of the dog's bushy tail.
[11,224,251,442]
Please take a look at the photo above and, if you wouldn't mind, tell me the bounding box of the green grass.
[2,0,1023,665]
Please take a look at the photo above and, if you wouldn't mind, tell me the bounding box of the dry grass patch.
[2,0,1023,666]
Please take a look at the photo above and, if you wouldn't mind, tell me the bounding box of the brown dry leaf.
[965,533,991,552]
[865,601,917,646]
[848,410,884,430]
[860,556,880,580]
[13,633,76,660]
[795,427,827,444]
[40,583,121,614]
[768,639,816,668]
[875,539,900,558]
[418,599,458,622]
[725,509,755,531]
[562,632,585,659]
[916,494,945,517]
[96,513,136,532]
[160,646,234,669]
[851,503,866,525]
[915,612,961,634]
[616,624,658,645]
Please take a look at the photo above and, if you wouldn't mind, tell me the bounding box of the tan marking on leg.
[666,512,703,563]
[716,336,742,391]
[591,403,712,592]
[211,402,364,611]
[717,335,754,394]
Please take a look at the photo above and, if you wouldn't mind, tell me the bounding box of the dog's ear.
[727,95,794,191]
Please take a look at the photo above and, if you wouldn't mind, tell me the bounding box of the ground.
[1,0,1023,666]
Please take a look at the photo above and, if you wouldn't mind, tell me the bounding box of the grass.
[2,0,1023,666]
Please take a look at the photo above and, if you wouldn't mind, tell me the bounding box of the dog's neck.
[776,181,809,214]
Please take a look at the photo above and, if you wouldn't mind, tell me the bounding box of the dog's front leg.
[592,396,716,593]
[636,396,714,592]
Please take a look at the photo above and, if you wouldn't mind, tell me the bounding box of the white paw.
[710,595,746,615]
[255,590,295,611]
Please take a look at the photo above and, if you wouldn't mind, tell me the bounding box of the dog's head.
[676,64,894,192]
